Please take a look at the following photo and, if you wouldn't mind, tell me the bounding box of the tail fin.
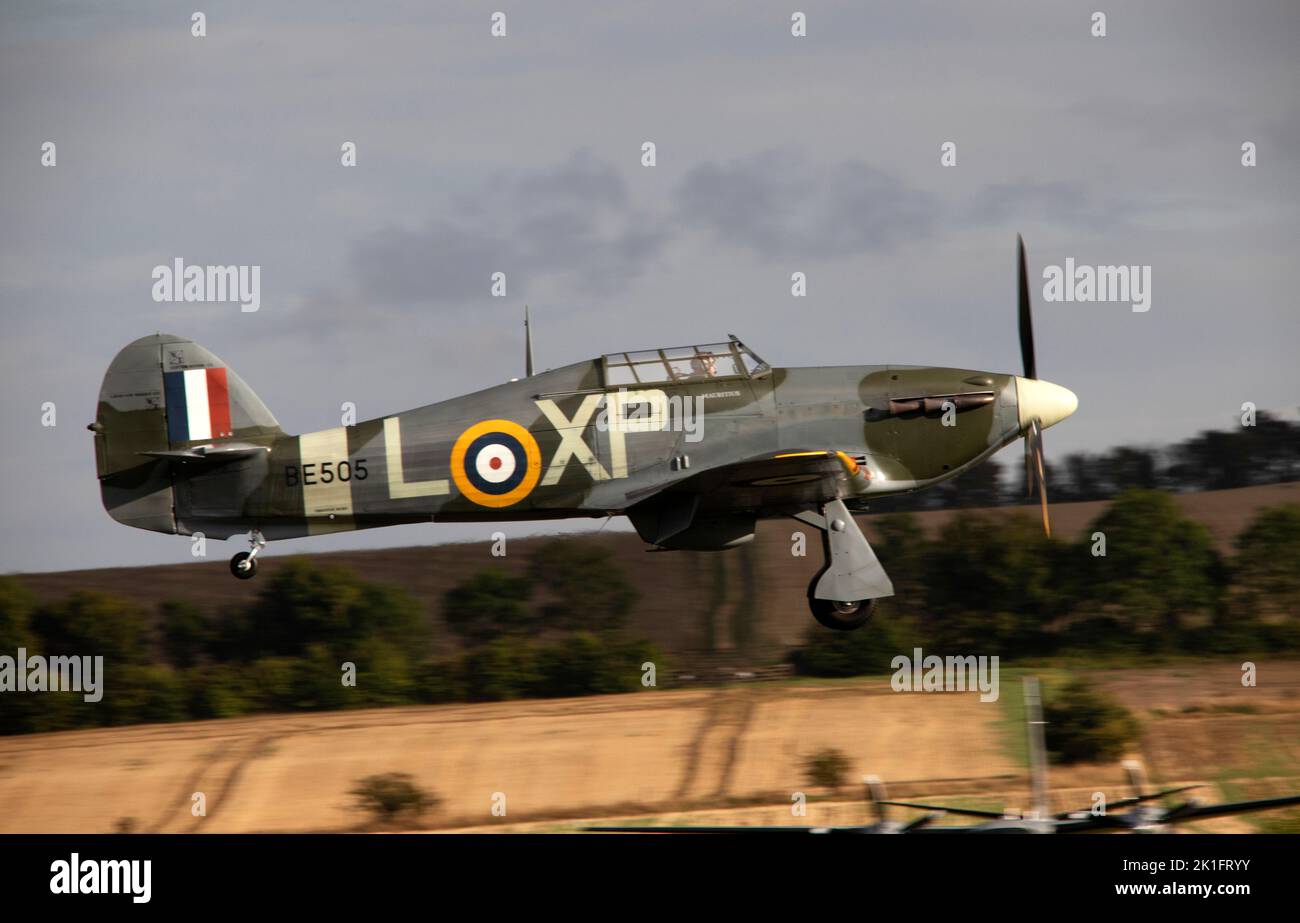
[90,334,281,533]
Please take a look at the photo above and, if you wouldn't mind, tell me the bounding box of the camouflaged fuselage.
[93,335,1026,541]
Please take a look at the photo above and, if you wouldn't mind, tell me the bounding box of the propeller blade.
[1024,436,1034,497]
[902,812,945,832]
[1018,236,1049,534]
[1022,418,1050,536]
[585,824,816,834]
[1017,234,1036,381]
[1034,423,1050,537]
[1113,784,1202,808]
[1055,785,1203,819]
[1157,793,1300,824]
[878,800,1010,820]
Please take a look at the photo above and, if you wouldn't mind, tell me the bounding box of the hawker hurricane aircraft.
[91,237,1076,630]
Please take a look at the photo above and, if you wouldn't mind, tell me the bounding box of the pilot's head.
[691,352,717,377]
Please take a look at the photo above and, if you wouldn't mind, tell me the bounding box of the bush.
[532,632,657,697]
[793,608,913,677]
[101,664,187,726]
[185,666,250,720]
[349,638,419,707]
[804,747,851,791]
[460,636,539,701]
[528,539,638,631]
[247,657,303,711]
[413,659,465,704]
[30,591,154,666]
[349,772,439,828]
[159,600,216,669]
[1043,678,1139,764]
[442,570,535,646]
[220,560,427,662]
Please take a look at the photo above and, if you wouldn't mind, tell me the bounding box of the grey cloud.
[346,151,664,313]
[675,151,938,259]
[333,149,944,322]
[966,181,1145,233]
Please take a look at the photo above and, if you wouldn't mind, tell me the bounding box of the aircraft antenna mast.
[524,305,535,377]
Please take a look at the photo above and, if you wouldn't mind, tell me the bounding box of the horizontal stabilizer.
[140,442,270,464]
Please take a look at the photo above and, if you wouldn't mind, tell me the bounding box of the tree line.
[873,411,1300,512]
[5,492,1298,733]
[0,539,657,735]
[797,492,1300,676]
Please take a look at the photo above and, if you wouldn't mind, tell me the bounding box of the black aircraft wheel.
[808,595,877,631]
[230,551,258,580]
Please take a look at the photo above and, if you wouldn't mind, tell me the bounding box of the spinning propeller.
[1014,235,1078,537]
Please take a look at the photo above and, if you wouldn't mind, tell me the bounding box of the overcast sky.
[2,1,1297,573]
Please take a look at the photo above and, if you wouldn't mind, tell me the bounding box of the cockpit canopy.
[602,337,769,386]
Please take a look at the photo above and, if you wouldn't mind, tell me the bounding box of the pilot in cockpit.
[689,351,717,378]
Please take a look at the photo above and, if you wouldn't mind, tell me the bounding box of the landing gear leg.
[229,529,266,580]
[791,499,894,631]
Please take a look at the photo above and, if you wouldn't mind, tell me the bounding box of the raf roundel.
[450,419,542,508]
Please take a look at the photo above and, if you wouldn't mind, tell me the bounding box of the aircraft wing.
[628,448,867,513]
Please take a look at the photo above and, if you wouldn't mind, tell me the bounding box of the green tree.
[920,512,1062,652]
[222,560,427,661]
[527,539,638,631]
[100,665,187,727]
[412,658,465,704]
[348,637,417,707]
[0,577,37,653]
[0,581,84,734]
[30,592,154,666]
[1231,505,1300,621]
[159,600,215,668]
[869,513,930,615]
[1082,490,1223,646]
[1224,504,1300,651]
[291,643,353,711]
[184,665,250,719]
[442,569,535,646]
[533,632,657,697]
[246,656,303,711]
[460,636,539,701]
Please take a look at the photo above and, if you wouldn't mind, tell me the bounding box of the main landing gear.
[229,529,266,580]
[791,499,894,631]
[807,595,879,632]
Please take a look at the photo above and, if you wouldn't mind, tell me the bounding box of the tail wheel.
[808,593,877,631]
[230,551,258,580]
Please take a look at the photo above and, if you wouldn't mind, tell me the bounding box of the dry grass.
[2,660,1297,834]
